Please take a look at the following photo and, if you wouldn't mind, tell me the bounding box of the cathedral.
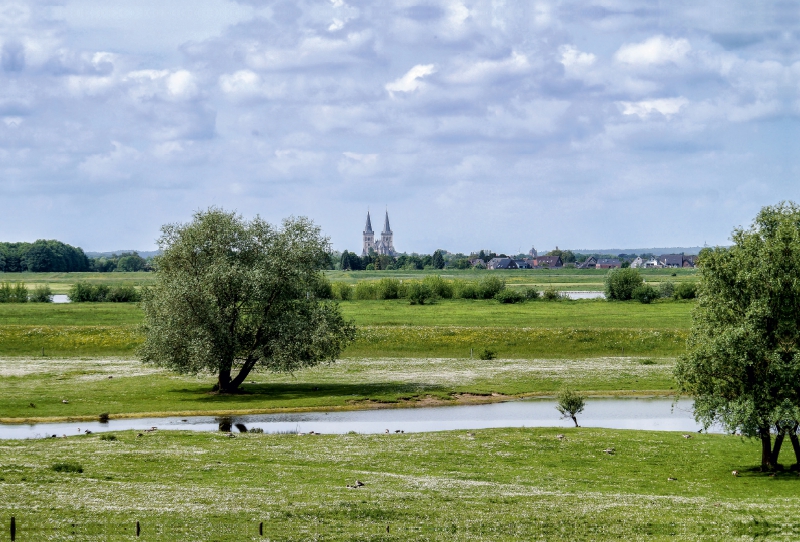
[362,210,396,256]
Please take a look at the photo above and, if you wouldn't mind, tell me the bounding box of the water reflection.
[0,397,711,440]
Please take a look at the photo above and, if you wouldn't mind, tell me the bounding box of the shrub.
[541,287,564,301]
[98,412,110,422]
[494,289,525,304]
[353,281,378,300]
[422,275,453,299]
[311,275,333,299]
[556,389,586,427]
[29,284,53,302]
[673,282,697,300]
[68,282,108,302]
[104,285,141,303]
[604,268,643,301]
[331,282,353,301]
[477,276,505,299]
[248,427,265,434]
[524,288,540,300]
[452,279,479,299]
[479,348,496,360]
[52,462,83,473]
[100,434,117,441]
[658,281,675,299]
[407,281,435,305]
[0,282,29,303]
[632,284,659,304]
[375,278,401,300]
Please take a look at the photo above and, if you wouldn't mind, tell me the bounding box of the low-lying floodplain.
[1,282,797,540]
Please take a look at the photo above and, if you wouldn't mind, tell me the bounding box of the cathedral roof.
[364,211,373,233]
[383,211,391,233]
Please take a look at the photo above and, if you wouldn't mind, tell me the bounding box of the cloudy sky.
[2,1,798,254]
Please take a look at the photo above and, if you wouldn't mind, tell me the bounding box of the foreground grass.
[1,428,797,540]
[1,357,676,421]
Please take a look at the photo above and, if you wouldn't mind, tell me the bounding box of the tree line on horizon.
[0,241,151,273]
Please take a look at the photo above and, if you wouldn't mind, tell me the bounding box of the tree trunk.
[217,366,234,393]
[217,357,258,393]
[760,426,774,471]
[790,424,800,468]
[770,427,785,467]
[571,415,579,427]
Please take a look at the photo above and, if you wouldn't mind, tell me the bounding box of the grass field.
[0,300,693,359]
[1,428,797,540]
[0,272,153,294]
[0,267,697,294]
[0,356,677,421]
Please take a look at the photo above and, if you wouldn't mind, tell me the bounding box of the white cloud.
[125,69,198,101]
[385,64,436,95]
[615,35,691,66]
[559,45,596,69]
[618,97,689,118]
[448,52,530,84]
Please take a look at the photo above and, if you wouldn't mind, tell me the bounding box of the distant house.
[630,256,644,268]
[682,255,697,267]
[514,259,532,269]
[469,258,487,268]
[659,254,685,268]
[643,258,660,268]
[577,256,597,269]
[535,256,563,268]
[596,258,621,269]
[487,257,518,270]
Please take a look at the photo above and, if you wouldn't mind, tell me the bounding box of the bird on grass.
[667,477,677,481]
[731,470,739,477]
[61,400,69,404]
[29,403,35,408]
[602,448,615,455]
[346,480,365,489]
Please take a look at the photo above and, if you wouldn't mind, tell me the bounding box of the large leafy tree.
[139,208,356,393]
[675,203,800,471]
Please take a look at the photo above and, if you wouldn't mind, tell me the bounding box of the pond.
[563,291,605,299]
[0,397,713,440]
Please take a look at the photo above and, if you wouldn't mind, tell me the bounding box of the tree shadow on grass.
[171,382,451,406]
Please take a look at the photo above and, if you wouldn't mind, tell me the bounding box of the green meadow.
[1,428,797,540]
[0,299,693,359]
[0,267,696,294]
[1,356,676,421]
[0,298,692,420]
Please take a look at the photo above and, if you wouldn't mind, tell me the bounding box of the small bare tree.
[556,389,586,427]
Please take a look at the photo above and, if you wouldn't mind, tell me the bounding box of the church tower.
[380,210,395,255]
[362,211,375,256]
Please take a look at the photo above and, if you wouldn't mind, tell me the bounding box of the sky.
[2,1,799,254]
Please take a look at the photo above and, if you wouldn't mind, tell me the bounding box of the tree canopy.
[0,240,90,272]
[675,203,800,470]
[139,208,356,393]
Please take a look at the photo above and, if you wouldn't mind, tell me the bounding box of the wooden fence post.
[259,521,263,536]
[136,520,140,537]
[10,516,15,541]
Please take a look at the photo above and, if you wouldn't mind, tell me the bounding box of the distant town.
[336,210,702,271]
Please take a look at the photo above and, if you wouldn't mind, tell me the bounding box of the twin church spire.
[362,210,395,256]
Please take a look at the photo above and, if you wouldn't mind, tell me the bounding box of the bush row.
[68,283,141,302]
[0,282,53,303]
[327,276,568,304]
